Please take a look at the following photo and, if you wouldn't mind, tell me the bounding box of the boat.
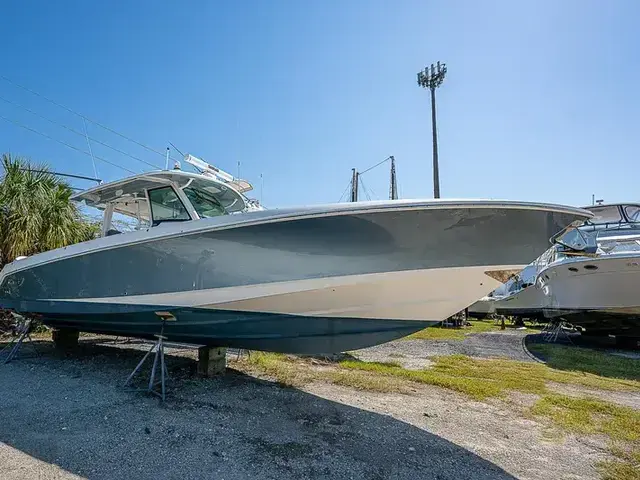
[537,203,640,341]
[0,162,591,353]
[491,254,552,321]
[467,295,497,318]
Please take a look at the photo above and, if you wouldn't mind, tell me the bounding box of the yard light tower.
[417,61,447,199]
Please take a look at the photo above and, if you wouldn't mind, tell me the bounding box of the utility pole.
[417,61,447,199]
[260,173,264,204]
[389,156,398,200]
[350,168,359,202]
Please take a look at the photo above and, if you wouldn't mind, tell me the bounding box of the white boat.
[467,295,497,318]
[537,203,640,340]
[0,163,591,353]
[491,254,552,320]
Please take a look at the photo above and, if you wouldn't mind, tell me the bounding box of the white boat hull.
[56,265,518,322]
[539,254,640,336]
[493,285,545,319]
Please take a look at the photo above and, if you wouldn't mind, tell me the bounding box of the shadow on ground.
[0,339,516,480]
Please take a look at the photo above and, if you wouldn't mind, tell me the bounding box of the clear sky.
[1,0,638,208]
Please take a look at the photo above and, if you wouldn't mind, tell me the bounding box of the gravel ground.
[0,336,616,480]
[354,330,536,368]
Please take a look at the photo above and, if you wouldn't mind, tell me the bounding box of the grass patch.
[242,352,315,387]
[531,394,640,441]
[597,459,640,480]
[240,354,410,393]
[597,447,640,480]
[531,394,640,480]
[528,343,640,381]
[406,320,501,341]
[340,356,503,399]
[243,352,640,400]
[327,369,412,393]
[342,354,640,399]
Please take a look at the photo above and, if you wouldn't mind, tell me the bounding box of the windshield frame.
[147,185,193,226]
[182,185,228,219]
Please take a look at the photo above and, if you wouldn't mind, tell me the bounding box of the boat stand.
[542,320,574,344]
[124,322,169,402]
[1,315,39,364]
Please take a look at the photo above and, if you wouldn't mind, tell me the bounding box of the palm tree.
[0,153,98,268]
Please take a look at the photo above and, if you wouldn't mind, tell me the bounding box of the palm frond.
[0,153,96,267]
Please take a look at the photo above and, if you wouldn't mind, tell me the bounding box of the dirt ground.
[0,333,630,480]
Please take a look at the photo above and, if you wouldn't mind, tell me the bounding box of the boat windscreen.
[555,227,597,252]
[183,187,227,218]
[179,177,245,214]
[148,186,191,225]
[587,205,623,225]
[624,205,640,223]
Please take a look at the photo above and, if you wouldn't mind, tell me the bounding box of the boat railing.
[579,220,640,233]
[598,237,640,255]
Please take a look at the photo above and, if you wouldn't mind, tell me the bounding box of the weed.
[528,343,640,381]
[406,320,500,341]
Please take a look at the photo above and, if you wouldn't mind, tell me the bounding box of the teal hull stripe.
[0,298,431,354]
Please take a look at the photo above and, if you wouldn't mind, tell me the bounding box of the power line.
[0,114,137,174]
[168,142,185,158]
[0,74,179,163]
[0,95,163,170]
[337,181,352,202]
[359,156,392,176]
[358,177,372,201]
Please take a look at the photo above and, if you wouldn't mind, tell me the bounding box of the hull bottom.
[543,308,640,338]
[494,307,546,321]
[3,299,430,354]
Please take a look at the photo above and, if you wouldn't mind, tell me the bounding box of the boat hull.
[493,285,546,320]
[0,201,590,353]
[467,298,497,318]
[540,255,640,337]
[10,300,430,353]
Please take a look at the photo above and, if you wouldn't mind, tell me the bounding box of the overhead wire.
[337,180,352,202]
[0,114,138,174]
[168,142,185,158]
[359,156,391,176]
[0,74,180,164]
[0,95,163,170]
[358,177,372,201]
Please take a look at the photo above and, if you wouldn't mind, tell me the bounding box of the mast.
[350,168,359,202]
[389,155,397,200]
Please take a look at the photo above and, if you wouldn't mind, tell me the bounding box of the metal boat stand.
[124,320,170,402]
[542,320,574,344]
[0,314,39,364]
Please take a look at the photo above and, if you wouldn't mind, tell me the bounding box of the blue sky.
[1,0,638,208]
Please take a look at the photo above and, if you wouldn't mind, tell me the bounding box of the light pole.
[417,61,447,198]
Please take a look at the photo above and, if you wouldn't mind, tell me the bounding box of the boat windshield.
[183,187,227,218]
[624,205,640,223]
[588,205,623,225]
[148,186,190,225]
[555,227,597,252]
